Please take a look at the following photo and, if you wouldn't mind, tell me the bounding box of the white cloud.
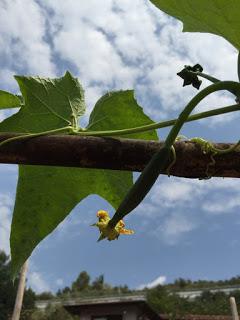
[37,0,238,122]
[0,0,237,126]
[0,68,19,92]
[28,271,51,293]
[202,195,240,214]
[135,202,160,218]
[0,194,13,207]
[137,275,167,290]
[150,178,205,208]
[0,194,13,254]
[149,178,240,212]
[155,212,197,245]
[56,278,64,286]
[0,0,55,76]
[133,177,240,245]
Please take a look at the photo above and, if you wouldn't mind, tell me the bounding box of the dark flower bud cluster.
[177,64,203,89]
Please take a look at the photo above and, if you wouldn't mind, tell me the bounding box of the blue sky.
[0,0,240,293]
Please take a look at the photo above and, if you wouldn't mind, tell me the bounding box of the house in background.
[63,294,161,320]
[35,293,233,320]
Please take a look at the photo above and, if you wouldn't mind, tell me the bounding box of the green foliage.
[24,274,240,318]
[0,73,157,277]
[0,89,21,109]
[146,285,234,316]
[72,271,90,292]
[92,274,104,291]
[149,0,240,50]
[167,276,240,290]
[36,292,55,301]
[29,305,78,320]
[0,250,36,320]
[0,72,85,133]
[146,276,240,316]
[88,91,157,140]
[1,2,240,279]
[147,285,180,315]
[56,270,132,299]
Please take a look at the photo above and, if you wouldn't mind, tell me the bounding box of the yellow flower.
[92,210,134,241]
[97,210,110,221]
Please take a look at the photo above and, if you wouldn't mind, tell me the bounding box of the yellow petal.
[97,210,109,219]
[93,210,134,241]
[119,228,134,235]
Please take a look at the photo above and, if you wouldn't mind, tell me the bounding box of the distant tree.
[36,292,54,300]
[0,250,36,320]
[147,285,233,317]
[62,286,71,294]
[147,285,181,316]
[92,274,104,291]
[166,275,240,291]
[119,285,131,293]
[194,291,229,315]
[29,305,78,320]
[56,286,72,297]
[56,289,62,297]
[23,287,36,310]
[72,271,90,291]
[174,278,190,289]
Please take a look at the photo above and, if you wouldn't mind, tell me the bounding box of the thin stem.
[75,104,240,137]
[196,72,220,83]
[211,140,240,154]
[0,126,71,148]
[196,71,239,101]
[165,81,240,148]
[238,51,240,82]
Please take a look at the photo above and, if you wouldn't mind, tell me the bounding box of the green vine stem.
[165,81,240,147]
[0,104,239,146]
[0,126,71,148]
[109,81,240,229]
[196,70,240,103]
[195,71,220,84]
[190,137,240,178]
[190,137,240,155]
[77,103,240,137]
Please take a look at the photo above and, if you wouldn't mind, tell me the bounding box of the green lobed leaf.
[149,0,240,50]
[0,71,85,133]
[0,90,21,109]
[0,74,157,277]
[88,90,157,140]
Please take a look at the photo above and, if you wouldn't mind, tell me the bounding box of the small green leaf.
[88,90,158,140]
[0,71,85,133]
[150,0,240,50]
[0,75,157,277]
[0,90,21,109]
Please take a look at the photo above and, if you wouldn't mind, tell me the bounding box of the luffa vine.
[1,61,240,246]
[1,1,240,276]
